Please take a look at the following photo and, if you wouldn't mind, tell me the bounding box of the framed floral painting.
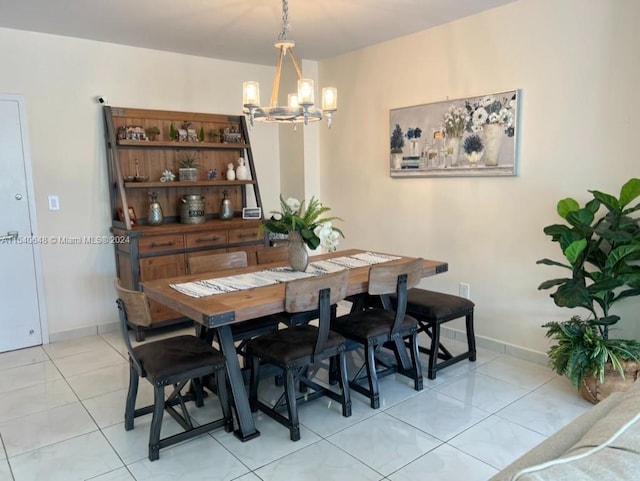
[389,89,520,178]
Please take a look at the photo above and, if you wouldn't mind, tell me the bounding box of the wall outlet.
[459,282,471,299]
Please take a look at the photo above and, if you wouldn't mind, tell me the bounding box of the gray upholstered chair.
[114,279,233,461]
[246,270,352,441]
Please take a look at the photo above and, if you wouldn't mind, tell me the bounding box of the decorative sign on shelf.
[389,89,520,178]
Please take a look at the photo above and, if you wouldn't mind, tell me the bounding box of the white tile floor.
[0,328,592,481]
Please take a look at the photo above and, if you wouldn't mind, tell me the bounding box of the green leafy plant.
[177,153,200,169]
[543,316,640,389]
[261,195,344,250]
[538,178,640,387]
[145,126,160,140]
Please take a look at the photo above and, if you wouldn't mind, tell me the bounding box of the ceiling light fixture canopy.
[242,0,337,128]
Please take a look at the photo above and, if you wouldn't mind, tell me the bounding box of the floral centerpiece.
[262,195,344,252]
[465,94,515,136]
[442,105,466,138]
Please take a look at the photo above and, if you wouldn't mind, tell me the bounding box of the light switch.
[48,195,60,211]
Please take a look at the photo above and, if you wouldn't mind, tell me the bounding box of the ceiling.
[0,0,518,65]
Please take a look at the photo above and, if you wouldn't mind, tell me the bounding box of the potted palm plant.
[538,178,640,402]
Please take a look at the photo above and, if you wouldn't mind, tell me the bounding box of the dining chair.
[188,250,248,275]
[257,245,336,328]
[114,279,233,461]
[391,289,476,379]
[330,258,424,409]
[246,269,352,441]
[187,250,281,364]
[256,245,289,265]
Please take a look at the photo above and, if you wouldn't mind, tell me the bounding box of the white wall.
[318,0,640,355]
[0,27,280,336]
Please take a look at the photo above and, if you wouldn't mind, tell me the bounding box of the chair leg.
[408,333,423,391]
[124,361,139,431]
[283,368,300,441]
[148,384,165,461]
[216,370,234,433]
[191,377,205,407]
[248,356,260,413]
[337,352,352,417]
[364,344,380,409]
[466,312,477,362]
[428,323,441,380]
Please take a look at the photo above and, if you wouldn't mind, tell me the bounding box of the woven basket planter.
[580,361,640,404]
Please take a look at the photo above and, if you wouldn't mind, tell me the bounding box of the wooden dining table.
[141,248,448,441]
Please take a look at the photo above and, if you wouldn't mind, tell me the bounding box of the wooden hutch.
[104,106,266,339]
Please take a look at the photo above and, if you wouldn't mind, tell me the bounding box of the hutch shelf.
[104,106,266,340]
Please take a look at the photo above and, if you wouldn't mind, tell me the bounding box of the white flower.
[285,197,300,212]
[482,95,495,107]
[314,222,340,251]
[472,108,488,125]
[488,112,501,123]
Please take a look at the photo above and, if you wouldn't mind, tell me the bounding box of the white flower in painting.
[472,107,488,126]
[471,124,483,133]
[488,112,501,123]
[285,197,300,213]
[482,95,495,107]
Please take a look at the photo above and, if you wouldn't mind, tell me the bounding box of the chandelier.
[242,0,337,128]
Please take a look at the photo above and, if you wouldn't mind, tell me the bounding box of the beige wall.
[318,0,640,355]
[2,0,639,356]
[0,27,281,336]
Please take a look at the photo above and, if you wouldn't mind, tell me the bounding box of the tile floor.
[0,327,592,481]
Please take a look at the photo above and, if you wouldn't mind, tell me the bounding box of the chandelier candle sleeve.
[243,81,260,108]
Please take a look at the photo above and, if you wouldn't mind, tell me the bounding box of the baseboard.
[49,321,119,343]
[440,325,549,366]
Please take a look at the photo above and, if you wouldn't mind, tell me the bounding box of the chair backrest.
[114,278,153,328]
[114,278,152,368]
[368,258,423,296]
[368,258,423,335]
[285,269,349,360]
[188,250,248,275]
[257,246,289,265]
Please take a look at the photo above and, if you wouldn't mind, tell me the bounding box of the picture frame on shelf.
[117,206,137,225]
[389,89,520,178]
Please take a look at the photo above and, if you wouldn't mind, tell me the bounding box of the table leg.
[216,324,261,441]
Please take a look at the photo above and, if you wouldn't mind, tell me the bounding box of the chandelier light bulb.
[243,81,260,107]
[322,87,337,112]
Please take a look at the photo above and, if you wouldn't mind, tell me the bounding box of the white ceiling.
[0,0,518,65]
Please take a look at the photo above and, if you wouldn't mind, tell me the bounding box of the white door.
[0,95,45,352]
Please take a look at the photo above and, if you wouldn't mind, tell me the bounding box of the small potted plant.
[390,124,404,169]
[538,178,640,402]
[177,153,201,181]
[208,129,221,143]
[145,126,161,141]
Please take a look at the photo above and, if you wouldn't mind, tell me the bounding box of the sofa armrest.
[488,389,624,481]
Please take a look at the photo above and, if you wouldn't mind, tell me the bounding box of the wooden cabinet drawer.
[139,234,184,254]
[185,231,228,249]
[228,227,261,244]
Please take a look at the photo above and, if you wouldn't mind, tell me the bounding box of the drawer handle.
[150,241,175,248]
[196,236,220,243]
